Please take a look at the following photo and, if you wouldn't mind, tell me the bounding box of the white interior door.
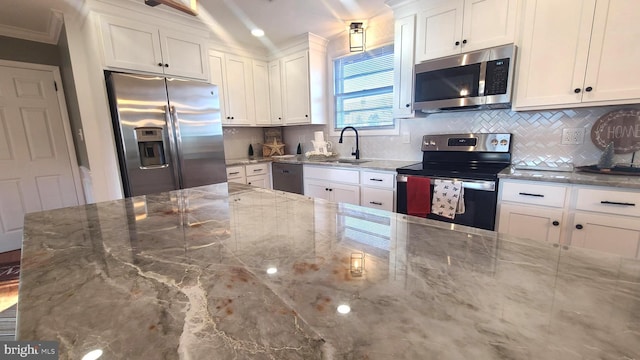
[0,64,80,252]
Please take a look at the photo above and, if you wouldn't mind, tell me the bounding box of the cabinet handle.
[231,116,234,119]
[278,117,282,120]
[329,188,333,192]
[518,192,544,197]
[405,104,410,108]
[158,62,164,67]
[575,224,583,230]
[552,221,560,226]
[229,171,240,175]
[253,169,263,172]
[369,178,383,182]
[585,86,593,92]
[369,201,383,206]
[325,188,329,191]
[305,114,309,117]
[601,200,635,206]
[455,41,460,46]
[574,88,581,93]
[462,39,467,44]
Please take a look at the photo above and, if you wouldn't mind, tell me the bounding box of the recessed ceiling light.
[251,29,265,37]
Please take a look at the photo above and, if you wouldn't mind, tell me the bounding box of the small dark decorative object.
[248,144,254,157]
[597,142,615,170]
[296,143,302,154]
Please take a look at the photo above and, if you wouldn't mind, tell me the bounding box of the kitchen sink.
[326,158,371,165]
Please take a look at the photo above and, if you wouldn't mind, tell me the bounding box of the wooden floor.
[0,249,20,340]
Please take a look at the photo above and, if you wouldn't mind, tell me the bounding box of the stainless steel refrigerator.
[106,72,227,197]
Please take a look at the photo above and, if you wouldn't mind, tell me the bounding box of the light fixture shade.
[349,22,365,52]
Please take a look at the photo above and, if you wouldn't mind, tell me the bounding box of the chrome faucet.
[338,126,360,159]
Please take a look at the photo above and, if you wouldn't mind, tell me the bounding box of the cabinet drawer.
[226,166,246,180]
[361,187,394,212]
[304,166,359,184]
[575,188,640,217]
[245,163,269,175]
[361,171,395,189]
[500,181,567,208]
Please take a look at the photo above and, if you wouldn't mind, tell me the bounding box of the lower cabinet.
[226,163,271,189]
[497,179,640,258]
[303,166,360,205]
[302,165,396,210]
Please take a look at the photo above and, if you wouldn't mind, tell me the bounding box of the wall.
[0,35,61,66]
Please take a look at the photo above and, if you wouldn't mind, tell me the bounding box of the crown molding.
[0,9,64,45]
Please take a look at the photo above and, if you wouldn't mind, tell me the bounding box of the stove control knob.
[429,140,436,146]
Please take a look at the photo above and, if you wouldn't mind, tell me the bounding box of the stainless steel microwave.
[413,44,516,113]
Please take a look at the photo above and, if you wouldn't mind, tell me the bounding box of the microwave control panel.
[484,58,510,96]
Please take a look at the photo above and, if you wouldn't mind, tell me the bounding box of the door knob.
[552,221,559,226]
[575,224,583,230]
[585,86,593,92]
[574,88,581,93]
[455,41,460,46]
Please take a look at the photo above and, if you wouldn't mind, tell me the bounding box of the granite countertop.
[19,183,640,359]
[226,156,418,172]
[500,166,640,189]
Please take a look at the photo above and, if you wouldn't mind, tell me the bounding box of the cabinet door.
[571,212,640,258]
[304,179,331,201]
[252,60,271,125]
[281,51,311,124]
[581,0,640,103]
[268,60,283,124]
[246,174,269,189]
[331,183,360,206]
[208,50,228,124]
[461,0,518,53]
[100,15,164,74]
[513,0,596,109]
[224,55,255,125]
[393,15,415,117]
[415,0,464,62]
[498,203,563,243]
[159,29,207,80]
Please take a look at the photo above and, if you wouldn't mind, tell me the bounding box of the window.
[334,44,394,131]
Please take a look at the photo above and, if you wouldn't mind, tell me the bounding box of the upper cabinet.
[269,34,328,126]
[99,15,207,80]
[514,0,640,110]
[415,0,518,62]
[392,14,416,118]
[223,55,255,125]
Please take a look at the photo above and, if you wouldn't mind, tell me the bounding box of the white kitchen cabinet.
[208,50,228,123]
[226,166,246,184]
[569,186,640,257]
[252,60,271,125]
[245,163,271,189]
[360,170,396,211]
[303,166,360,205]
[392,14,416,118]
[269,35,327,126]
[226,163,271,189]
[100,14,207,80]
[514,0,640,109]
[223,55,255,125]
[497,180,569,243]
[415,0,518,62]
[268,60,283,124]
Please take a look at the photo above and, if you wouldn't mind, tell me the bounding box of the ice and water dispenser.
[135,127,167,168]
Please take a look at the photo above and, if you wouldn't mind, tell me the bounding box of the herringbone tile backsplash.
[227,105,640,167]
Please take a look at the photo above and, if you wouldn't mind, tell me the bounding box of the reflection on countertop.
[19,183,640,359]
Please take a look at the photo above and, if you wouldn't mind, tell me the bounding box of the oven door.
[396,174,498,231]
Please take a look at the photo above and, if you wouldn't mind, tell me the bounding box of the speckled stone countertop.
[226,156,417,172]
[19,183,640,359]
[500,166,640,189]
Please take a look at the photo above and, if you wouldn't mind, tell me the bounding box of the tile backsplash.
[225,104,640,167]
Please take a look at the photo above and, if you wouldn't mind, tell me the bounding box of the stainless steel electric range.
[396,133,512,231]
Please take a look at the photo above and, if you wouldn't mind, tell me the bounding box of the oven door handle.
[396,174,496,191]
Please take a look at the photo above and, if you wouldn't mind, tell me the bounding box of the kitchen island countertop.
[19,183,640,359]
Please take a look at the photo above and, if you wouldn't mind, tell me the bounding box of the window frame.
[330,42,399,137]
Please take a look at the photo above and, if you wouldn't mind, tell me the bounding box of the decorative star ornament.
[263,138,285,157]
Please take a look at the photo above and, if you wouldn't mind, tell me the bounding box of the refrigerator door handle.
[169,105,185,187]
[140,164,170,170]
[165,105,183,188]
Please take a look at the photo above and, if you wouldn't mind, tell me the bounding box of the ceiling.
[0,0,392,48]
